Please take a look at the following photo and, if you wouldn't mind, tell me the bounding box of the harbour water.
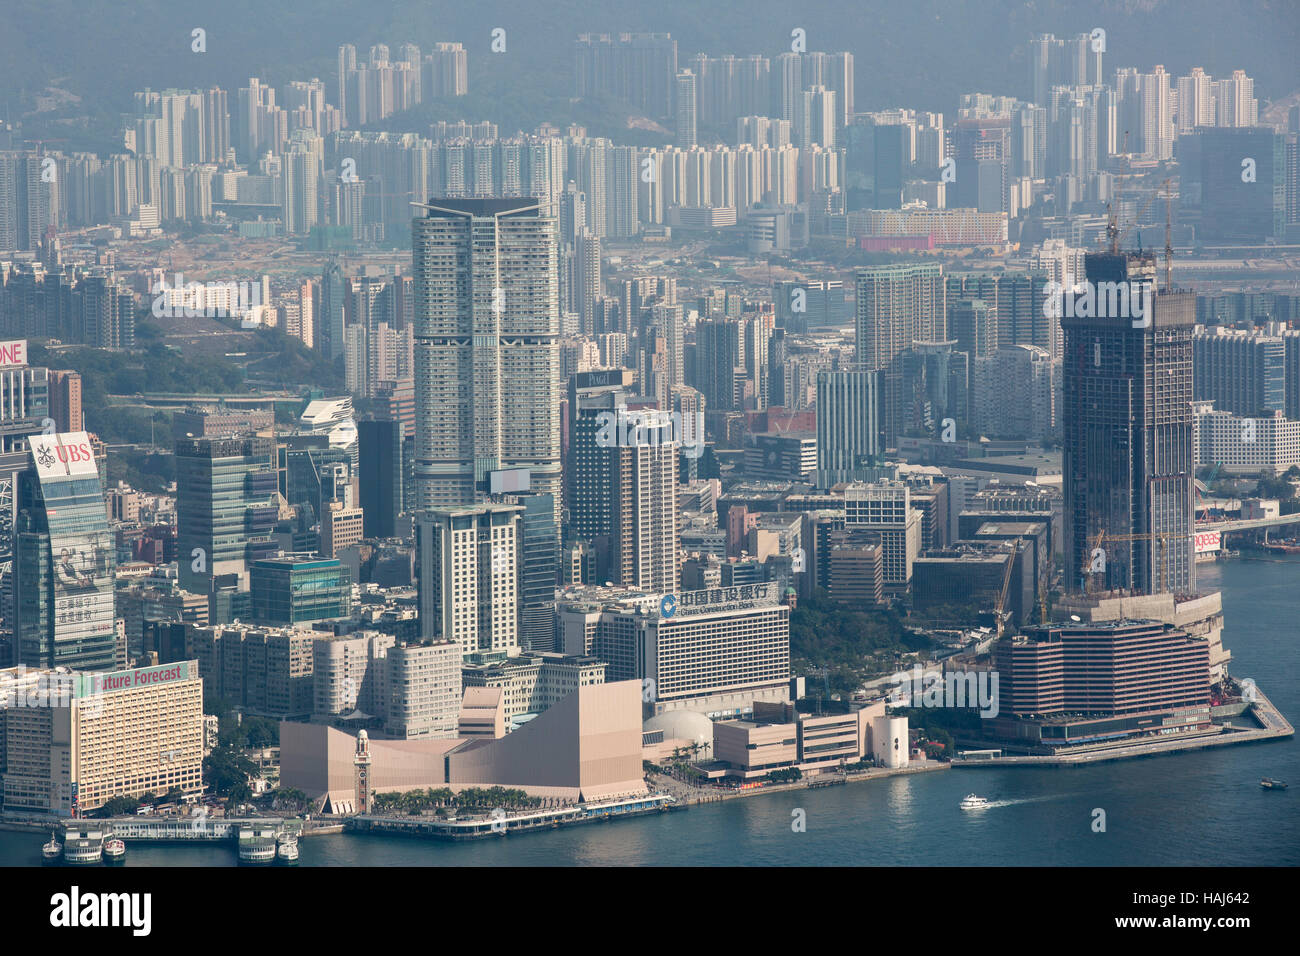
[4,555,1297,866]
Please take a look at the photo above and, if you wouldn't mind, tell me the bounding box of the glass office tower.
[13,431,116,670]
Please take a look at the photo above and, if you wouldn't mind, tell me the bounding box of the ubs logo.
[36,444,56,468]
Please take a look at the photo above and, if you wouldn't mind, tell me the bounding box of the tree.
[98,796,139,817]
[203,747,259,797]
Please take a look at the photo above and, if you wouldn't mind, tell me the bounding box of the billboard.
[0,339,27,368]
[74,661,193,699]
[29,432,99,481]
[1194,531,1221,554]
[488,468,531,494]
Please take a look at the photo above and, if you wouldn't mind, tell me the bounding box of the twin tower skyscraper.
[410,198,563,518]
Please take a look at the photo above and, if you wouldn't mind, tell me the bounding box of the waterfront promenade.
[952,688,1293,768]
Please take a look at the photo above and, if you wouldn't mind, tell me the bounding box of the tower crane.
[1105,131,1129,254]
[993,538,1023,638]
[1163,178,1175,292]
[1087,529,1187,596]
[1116,177,1172,250]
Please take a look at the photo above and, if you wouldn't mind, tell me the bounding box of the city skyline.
[0,2,1296,903]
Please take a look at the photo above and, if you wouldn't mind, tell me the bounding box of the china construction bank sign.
[74,662,193,699]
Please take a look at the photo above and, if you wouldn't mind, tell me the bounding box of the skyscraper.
[855,263,946,372]
[411,198,561,520]
[416,504,522,659]
[13,432,116,670]
[1197,127,1286,243]
[572,33,678,120]
[675,71,698,148]
[1062,252,1196,595]
[357,417,403,538]
[609,408,680,594]
[815,369,881,488]
[798,86,837,149]
[319,261,346,363]
[516,493,559,652]
[175,436,278,596]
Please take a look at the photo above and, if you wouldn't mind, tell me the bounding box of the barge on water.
[347,793,676,841]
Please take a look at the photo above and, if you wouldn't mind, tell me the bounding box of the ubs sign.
[29,431,99,481]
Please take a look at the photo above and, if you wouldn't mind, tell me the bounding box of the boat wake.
[973,794,1076,810]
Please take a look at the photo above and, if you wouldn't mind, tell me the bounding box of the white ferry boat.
[42,832,62,865]
[959,793,991,810]
[103,838,127,864]
[276,840,299,865]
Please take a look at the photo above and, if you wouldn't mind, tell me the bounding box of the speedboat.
[960,793,990,810]
[1261,778,1288,790]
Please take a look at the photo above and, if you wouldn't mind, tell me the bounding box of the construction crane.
[1105,131,1130,254]
[1037,566,1050,625]
[1163,178,1175,292]
[1088,529,1186,596]
[993,538,1023,638]
[1117,177,1171,250]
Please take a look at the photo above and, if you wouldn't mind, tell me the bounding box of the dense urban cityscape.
[0,0,1295,918]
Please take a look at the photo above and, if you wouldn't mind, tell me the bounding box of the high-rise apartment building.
[411,198,561,520]
[573,33,678,120]
[855,264,946,372]
[675,71,698,148]
[416,504,522,659]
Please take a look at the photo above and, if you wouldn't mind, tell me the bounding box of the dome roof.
[644,710,714,744]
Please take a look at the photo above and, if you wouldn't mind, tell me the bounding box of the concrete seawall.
[953,688,1292,768]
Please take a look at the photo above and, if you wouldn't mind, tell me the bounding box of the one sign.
[0,339,27,368]
[1194,531,1221,554]
[29,432,98,481]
